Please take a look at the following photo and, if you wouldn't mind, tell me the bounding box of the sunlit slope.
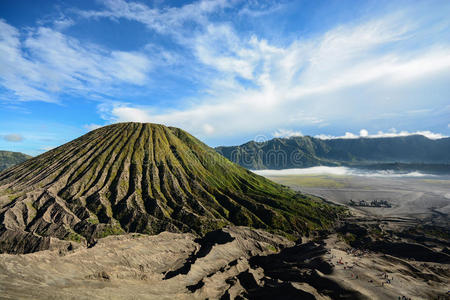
[0,123,340,253]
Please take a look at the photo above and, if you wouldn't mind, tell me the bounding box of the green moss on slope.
[0,123,344,249]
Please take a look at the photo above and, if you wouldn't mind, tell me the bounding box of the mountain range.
[0,151,31,172]
[216,135,450,171]
[2,134,449,173]
[0,123,340,254]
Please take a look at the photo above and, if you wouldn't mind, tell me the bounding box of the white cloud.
[52,17,75,31]
[110,105,154,123]
[315,129,447,140]
[359,129,369,137]
[253,166,434,178]
[369,130,448,140]
[2,134,24,142]
[238,2,285,18]
[0,19,152,102]
[83,124,103,131]
[1,1,449,143]
[315,132,357,139]
[203,124,215,134]
[78,0,230,34]
[95,6,450,139]
[40,146,55,152]
[273,129,303,138]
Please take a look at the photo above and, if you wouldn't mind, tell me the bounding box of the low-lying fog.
[255,167,450,223]
[253,166,445,178]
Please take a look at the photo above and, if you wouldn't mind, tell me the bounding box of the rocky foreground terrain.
[0,225,448,300]
[1,123,448,299]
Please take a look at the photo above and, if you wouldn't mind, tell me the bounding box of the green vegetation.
[403,225,450,240]
[25,201,37,220]
[266,244,277,252]
[87,217,99,224]
[339,232,356,244]
[0,122,345,248]
[216,135,450,170]
[65,231,84,243]
[96,224,126,239]
[266,175,346,188]
[0,151,31,172]
[6,191,26,202]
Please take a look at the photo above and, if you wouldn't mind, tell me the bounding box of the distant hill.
[0,123,341,254]
[0,151,31,172]
[216,135,450,170]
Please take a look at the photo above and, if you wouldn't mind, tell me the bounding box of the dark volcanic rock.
[245,242,367,299]
[367,241,450,263]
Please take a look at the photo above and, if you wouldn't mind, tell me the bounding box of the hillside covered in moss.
[0,123,342,253]
[0,150,31,172]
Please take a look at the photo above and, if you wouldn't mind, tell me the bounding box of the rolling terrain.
[1,225,448,299]
[0,122,340,254]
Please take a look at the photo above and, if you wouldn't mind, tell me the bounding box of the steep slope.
[0,123,340,253]
[0,150,31,171]
[216,135,450,170]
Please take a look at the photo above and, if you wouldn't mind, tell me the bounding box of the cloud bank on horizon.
[0,0,449,154]
[253,166,436,178]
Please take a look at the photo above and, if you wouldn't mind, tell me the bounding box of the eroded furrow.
[14,128,111,188]
[61,125,127,199]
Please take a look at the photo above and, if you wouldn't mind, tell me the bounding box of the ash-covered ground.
[258,167,450,226]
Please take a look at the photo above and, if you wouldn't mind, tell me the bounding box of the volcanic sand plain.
[263,172,450,225]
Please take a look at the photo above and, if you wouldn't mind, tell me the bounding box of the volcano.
[0,123,339,253]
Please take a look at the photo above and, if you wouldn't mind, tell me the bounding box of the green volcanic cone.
[0,123,341,253]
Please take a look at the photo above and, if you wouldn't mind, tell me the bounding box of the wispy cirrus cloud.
[77,0,231,33]
[273,129,303,138]
[0,0,449,147]
[2,134,24,142]
[0,19,152,102]
[95,2,450,141]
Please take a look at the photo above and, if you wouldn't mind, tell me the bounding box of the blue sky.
[0,0,449,155]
